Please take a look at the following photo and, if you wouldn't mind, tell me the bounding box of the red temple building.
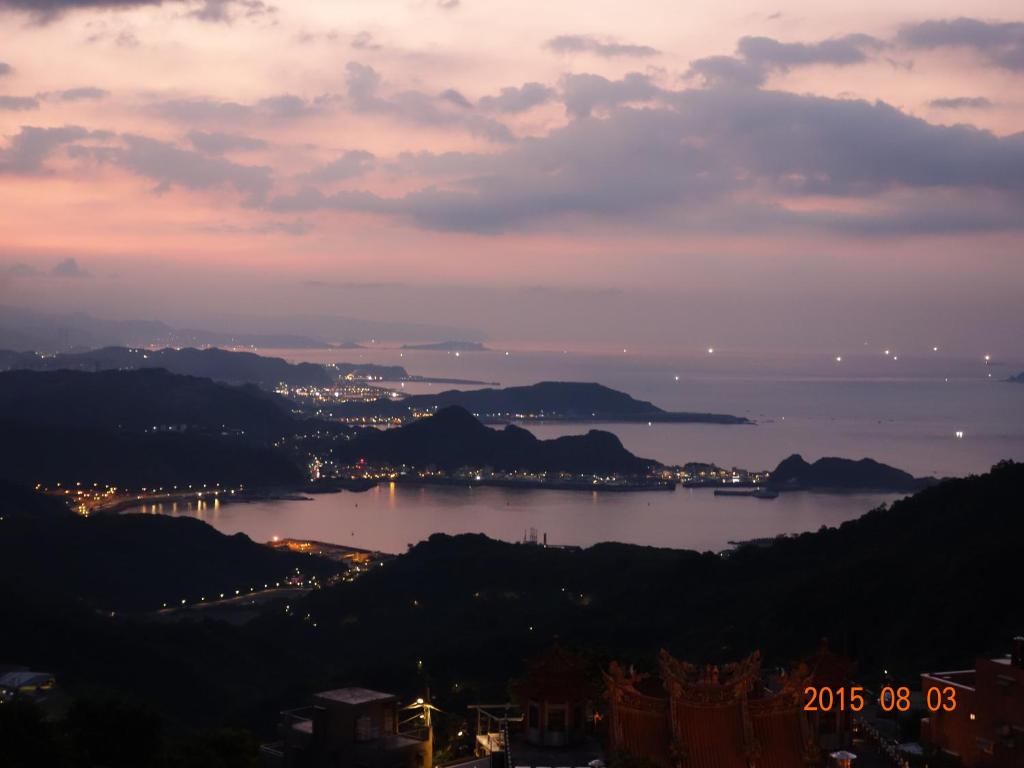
[605,661,673,768]
[512,645,599,748]
[799,641,857,752]
[605,645,854,768]
[920,637,1024,768]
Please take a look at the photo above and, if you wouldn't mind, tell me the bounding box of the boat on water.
[713,487,779,499]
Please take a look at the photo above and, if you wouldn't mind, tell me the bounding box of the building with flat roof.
[920,638,1024,768]
[261,686,432,768]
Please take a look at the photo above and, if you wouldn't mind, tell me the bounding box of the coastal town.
[9,638,1022,768]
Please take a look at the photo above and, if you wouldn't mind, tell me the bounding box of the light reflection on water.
[131,484,899,555]
[133,347,1020,553]
[276,346,1024,478]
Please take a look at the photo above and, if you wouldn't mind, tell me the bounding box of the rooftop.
[314,687,396,706]
[0,671,55,689]
[922,670,976,689]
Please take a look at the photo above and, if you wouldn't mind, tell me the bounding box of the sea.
[131,344,1024,554]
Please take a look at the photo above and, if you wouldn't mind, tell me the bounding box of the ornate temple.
[511,645,599,748]
[605,644,855,768]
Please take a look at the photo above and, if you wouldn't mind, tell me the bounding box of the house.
[261,687,432,768]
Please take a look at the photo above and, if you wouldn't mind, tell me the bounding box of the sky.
[1,0,1023,352]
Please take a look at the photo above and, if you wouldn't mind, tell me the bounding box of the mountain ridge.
[767,453,934,491]
[335,405,656,474]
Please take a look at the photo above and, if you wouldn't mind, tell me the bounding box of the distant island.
[0,369,673,492]
[322,381,751,425]
[6,367,933,499]
[767,453,935,492]
[400,340,489,351]
[330,405,656,476]
[1009,371,1024,383]
[0,305,485,353]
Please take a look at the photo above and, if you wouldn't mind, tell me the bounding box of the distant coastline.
[399,340,489,351]
[392,475,676,492]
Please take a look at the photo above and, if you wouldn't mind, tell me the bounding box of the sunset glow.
[2,0,1023,350]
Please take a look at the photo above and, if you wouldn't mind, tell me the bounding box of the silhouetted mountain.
[2,462,1022,736]
[0,369,310,486]
[0,420,304,487]
[0,480,74,521]
[0,346,409,389]
[299,461,1021,683]
[767,453,932,491]
[336,405,655,473]
[1010,371,1024,383]
[0,501,337,612]
[0,346,331,388]
[327,381,750,424]
[411,381,661,415]
[0,368,296,437]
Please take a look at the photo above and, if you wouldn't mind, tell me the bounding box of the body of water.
[134,485,899,554]
[280,344,1024,478]
[132,344,1022,552]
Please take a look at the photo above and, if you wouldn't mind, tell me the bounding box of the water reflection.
[127,484,899,555]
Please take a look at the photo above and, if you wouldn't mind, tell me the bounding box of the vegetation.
[324,381,750,423]
[333,405,656,473]
[0,508,338,611]
[0,420,304,487]
[767,453,934,491]
[0,368,324,487]
[0,697,261,768]
[1,462,1021,744]
[0,368,296,436]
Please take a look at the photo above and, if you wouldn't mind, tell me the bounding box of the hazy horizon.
[2,1,1024,353]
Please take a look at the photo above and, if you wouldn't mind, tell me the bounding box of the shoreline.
[100,478,911,517]
[391,476,676,492]
[97,476,675,517]
[88,487,311,516]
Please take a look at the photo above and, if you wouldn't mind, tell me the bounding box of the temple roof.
[604,662,668,708]
[606,650,820,768]
[803,639,857,689]
[658,649,762,704]
[512,645,598,702]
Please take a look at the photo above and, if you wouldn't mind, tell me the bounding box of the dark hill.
[0,346,332,388]
[0,420,304,487]
[406,381,663,416]
[0,369,311,487]
[338,405,655,474]
[283,461,1023,696]
[1,463,1022,731]
[1010,371,1024,383]
[0,368,296,438]
[0,480,74,521]
[327,381,750,424]
[767,453,932,491]
[0,504,337,612]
